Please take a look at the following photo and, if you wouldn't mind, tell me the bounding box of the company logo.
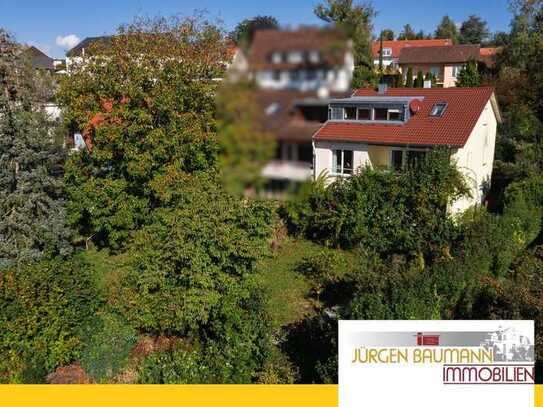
[339,321,534,406]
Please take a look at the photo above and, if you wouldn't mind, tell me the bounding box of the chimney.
[423,80,432,88]
[377,83,388,94]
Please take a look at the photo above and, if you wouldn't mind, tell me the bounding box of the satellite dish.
[409,99,422,114]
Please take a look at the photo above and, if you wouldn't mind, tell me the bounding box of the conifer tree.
[0,29,70,268]
[414,70,424,87]
[405,67,414,87]
[456,60,481,87]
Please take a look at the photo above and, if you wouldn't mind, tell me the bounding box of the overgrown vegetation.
[1,0,543,385]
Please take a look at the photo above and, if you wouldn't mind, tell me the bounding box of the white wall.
[313,141,371,181]
[255,51,354,92]
[313,99,498,215]
[450,99,498,214]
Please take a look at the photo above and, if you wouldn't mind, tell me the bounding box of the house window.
[344,107,357,120]
[287,51,303,64]
[374,108,388,120]
[272,70,281,81]
[452,65,462,78]
[308,50,320,64]
[382,48,392,57]
[332,149,353,175]
[430,66,440,77]
[387,109,403,121]
[357,108,371,120]
[290,70,300,81]
[391,150,403,171]
[271,52,283,64]
[299,144,313,163]
[330,107,343,120]
[306,69,317,80]
[429,102,447,117]
[407,150,426,167]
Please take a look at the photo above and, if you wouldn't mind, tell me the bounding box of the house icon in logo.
[415,332,440,346]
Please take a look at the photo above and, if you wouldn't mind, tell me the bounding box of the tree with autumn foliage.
[58,16,227,249]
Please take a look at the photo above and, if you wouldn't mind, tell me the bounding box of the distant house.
[399,44,491,88]
[312,86,501,214]
[65,36,112,70]
[254,89,349,193]
[22,46,55,71]
[247,28,354,92]
[371,39,452,70]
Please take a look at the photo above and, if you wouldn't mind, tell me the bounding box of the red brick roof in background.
[313,87,497,147]
[372,39,452,58]
[399,44,481,64]
[248,28,348,70]
[479,47,503,67]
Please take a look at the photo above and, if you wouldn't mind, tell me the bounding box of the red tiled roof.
[479,47,503,67]
[372,39,452,58]
[313,87,496,147]
[248,28,347,70]
[399,44,480,64]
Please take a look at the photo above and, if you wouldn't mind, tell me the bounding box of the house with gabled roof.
[371,39,453,70]
[247,28,354,92]
[398,44,496,88]
[312,86,501,214]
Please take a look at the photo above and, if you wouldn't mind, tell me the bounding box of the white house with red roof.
[372,39,453,70]
[248,28,354,92]
[312,86,501,214]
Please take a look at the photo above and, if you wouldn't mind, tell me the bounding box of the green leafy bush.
[0,258,101,383]
[79,312,137,383]
[137,288,272,383]
[119,176,273,336]
[280,149,468,258]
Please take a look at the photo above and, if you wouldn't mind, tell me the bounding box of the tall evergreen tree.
[0,29,70,269]
[456,60,481,87]
[435,15,459,43]
[414,70,424,87]
[459,15,490,44]
[381,28,394,41]
[397,24,416,40]
[405,67,414,87]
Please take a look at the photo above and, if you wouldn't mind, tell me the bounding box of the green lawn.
[257,238,326,329]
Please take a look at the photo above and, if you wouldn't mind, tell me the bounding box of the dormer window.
[430,102,447,117]
[271,52,283,64]
[344,107,357,120]
[308,50,321,63]
[382,48,392,57]
[287,51,303,64]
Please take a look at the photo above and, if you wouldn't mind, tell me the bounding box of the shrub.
[79,312,137,383]
[0,258,101,383]
[137,289,272,384]
[119,177,273,335]
[280,149,468,258]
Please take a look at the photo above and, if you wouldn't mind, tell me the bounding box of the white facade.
[449,99,497,214]
[313,99,499,214]
[254,49,354,92]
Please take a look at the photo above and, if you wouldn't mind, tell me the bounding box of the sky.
[0,0,513,58]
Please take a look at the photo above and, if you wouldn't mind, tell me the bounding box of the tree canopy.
[435,15,459,43]
[0,29,71,269]
[459,14,490,44]
[230,15,279,48]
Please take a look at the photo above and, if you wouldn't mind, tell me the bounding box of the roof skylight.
[429,102,447,117]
